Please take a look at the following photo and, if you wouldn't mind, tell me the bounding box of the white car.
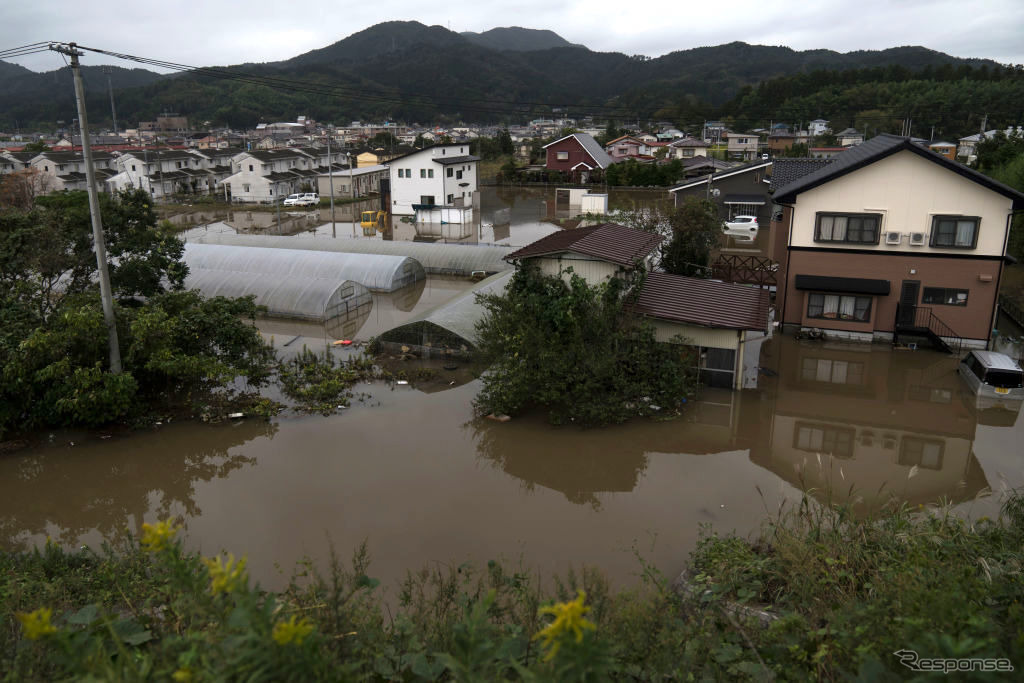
[723,215,759,240]
[283,192,319,207]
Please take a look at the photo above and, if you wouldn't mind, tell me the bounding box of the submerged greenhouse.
[184,232,513,277]
[183,269,372,339]
[376,271,513,357]
[182,243,425,292]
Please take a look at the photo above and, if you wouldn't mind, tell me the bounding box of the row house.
[23,150,118,192]
[219,148,345,203]
[106,148,243,199]
[771,134,1024,349]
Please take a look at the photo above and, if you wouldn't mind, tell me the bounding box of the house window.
[922,287,968,306]
[556,151,569,160]
[447,194,454,204]
[794,423,855,458]
[427,169,434,178]
[248,164,253,172]
[420,169,426,178]
[419,195,435,205]
[899,437,944,470]
[131,165,136,171]
[242,184,250,192]
[447,168,453,177]
[807,293,872,322]
[815,213,881,244]
[682,149,695,157]
[800,358,865,385]
[931,216,979,248]
[456,170,463,180]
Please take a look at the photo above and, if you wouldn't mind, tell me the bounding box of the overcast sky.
[3,0,1022,72]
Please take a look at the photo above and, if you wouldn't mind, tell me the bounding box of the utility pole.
[104,66,118,134]
[50,42,122,374]
[327,128,336,237]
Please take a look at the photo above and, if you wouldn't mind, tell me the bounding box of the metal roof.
[631,272,770,331]
[505,223,663,267]
[669,160,773,192]
[541,133,614,169]
[768,158,834,192]
[773,134,1024,208]
[434,155,481,165]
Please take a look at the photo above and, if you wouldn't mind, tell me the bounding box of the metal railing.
[895,304,963,354]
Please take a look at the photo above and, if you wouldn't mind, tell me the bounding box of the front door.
[898,280,920,327]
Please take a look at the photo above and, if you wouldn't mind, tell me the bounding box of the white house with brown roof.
[668,138,710,160]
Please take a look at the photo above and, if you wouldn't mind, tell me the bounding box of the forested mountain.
[460,27,583,51]
[0,21,1014,136]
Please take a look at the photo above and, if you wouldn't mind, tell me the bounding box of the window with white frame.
[807,292,872,322]
[556,151,569,160]
[930,216,979,248]
[794,422,855,458]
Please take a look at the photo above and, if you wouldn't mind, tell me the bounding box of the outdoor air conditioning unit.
[908,232,927,246]
[885,232,902,245]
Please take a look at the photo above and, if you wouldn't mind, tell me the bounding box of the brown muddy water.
[2,335,1021,595]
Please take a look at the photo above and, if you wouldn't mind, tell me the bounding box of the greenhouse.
[183,269,372,338]
[182,243,425,292]
[184,231,513,277]
[375,271,513,357]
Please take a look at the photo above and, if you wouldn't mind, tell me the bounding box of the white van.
[958,350,1024,411]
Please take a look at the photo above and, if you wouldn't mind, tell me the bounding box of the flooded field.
[2,335,1020,595]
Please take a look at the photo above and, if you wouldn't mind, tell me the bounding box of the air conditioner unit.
[885,232,902,245]
[908,232,926,246]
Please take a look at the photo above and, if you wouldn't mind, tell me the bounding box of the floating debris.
[486,414,511,423]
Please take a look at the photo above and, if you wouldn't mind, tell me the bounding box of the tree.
[0,168,54,209]
[498,128,513,156]
[367,132,400,149]
[21,140,50,155]
[660,198,721,277]
[413,134,427,149]
[473,265,696,426]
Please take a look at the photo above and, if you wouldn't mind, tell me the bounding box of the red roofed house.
[505,223,771,389]
[543,133,615,177]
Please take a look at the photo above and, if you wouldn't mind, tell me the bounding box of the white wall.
[389,145,477,215]
[789,150,1013,257]
[531,255,618,285]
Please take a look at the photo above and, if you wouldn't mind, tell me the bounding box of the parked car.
[723,215,759,240]
[282,193,302,206]
[958,350,1024,412]
[283,192,319,207]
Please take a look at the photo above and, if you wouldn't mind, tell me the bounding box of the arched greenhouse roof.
[185,231,513,277]
[377,270,513,351]
[182,243,424,292]
[184,269,372,331]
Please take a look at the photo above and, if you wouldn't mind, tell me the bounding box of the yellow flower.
[140,519,181,553]
[171,668,193,682]
[202,553,248,595]
[534,591,596,661]
[272,615,314,646]
[16,607,58,640]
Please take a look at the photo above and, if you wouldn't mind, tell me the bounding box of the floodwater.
[168,186,673,247]
[2,335,1020,594]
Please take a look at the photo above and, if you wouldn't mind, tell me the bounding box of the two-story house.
[217,149,325,203]
[836,128,865,147]
[604,135,654,162]
[543,133,614,177]
[668,138,710,160]
[725,132,760,161]
[808,119,831,137]
[25,150,118,192]
[669,160,773,225]
[771,134,1024,348]
[387,144,480,216]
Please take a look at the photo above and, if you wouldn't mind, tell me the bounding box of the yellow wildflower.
[16,607,58,640]
[202,553,248,595]
[534,591,596,661]
[272,615,315,646]
[171,668,193,682]
[140,519,181,553]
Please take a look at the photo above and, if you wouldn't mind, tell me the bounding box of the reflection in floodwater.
[0,421,276,550]
[747,337,996,513]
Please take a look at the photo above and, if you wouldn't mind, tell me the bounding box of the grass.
[4,490,1024,679]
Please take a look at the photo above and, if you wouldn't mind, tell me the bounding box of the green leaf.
[67,604,100,625]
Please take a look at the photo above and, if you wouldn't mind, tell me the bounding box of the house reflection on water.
[476,335,1010,514]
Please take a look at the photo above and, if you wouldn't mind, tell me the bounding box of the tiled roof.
[773,134,1024,208]
[670,138,710,147]
[505,223,663,268]
[631,272,770,331]
[768,157,834,192]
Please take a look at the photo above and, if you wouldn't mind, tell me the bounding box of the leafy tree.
[498,128,513,156]
[975,129,1024,171]
[21,140,50,155]
[473,265,696,425]
[660,197,721,277]
[367,132,400,148]
[413,134,427,149]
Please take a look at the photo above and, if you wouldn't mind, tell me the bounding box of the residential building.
[668,138,710,160]
[927,141,957,160]
[504,223,770,389]
[957,127,1024,164]
[387,144,480,215]
[809,147,846,159]
[604,135,655,162]
[836,128,864,146]
[317,164,388,199]
[808,119,830,137]
[542,133,615,177]
[218,148,331,203]
[25,150,117,192]
[725,132,760,161]
[767,133,797,154]
[771,134,1024,348]
[669,160,773,225]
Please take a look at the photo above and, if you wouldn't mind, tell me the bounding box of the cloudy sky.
[3,0,1022,72]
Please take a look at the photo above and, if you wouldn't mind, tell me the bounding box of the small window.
[815,213,881,244]
[242,184,250,192]
[131,165,136,171]
[427,169,434,178]
[556,151,569,160]
[794,423,855,458]
[420,169,426,178]
[807,293,872,322]
[931,216,979,248]
[899,437,944,470]
[446,168,453,177]
[446,194,454,203]
[248,164,253,172]
[420,195,435,205]
[456,170,463,180]
[922,287,968,306]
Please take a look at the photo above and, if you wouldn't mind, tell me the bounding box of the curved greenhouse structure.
[182,243,425,293]
[376,271,513,356]
[184,269,372,337]
[185,231,513,277]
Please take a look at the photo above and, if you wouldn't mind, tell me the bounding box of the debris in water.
[448,381,456,386]
[401,345,410,353]
[333,339,353,346]
[228,412,244,419]
[487,414,511,422]
[396,380,409,385]
[282,335,302,347]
